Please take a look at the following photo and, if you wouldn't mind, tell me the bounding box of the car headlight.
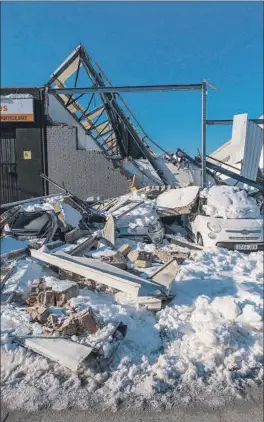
[207,222,221,233]
[208,232,217,239]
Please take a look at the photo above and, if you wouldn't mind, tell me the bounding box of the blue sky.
[2,1,263,155]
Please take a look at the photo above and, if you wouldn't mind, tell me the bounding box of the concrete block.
[115,291,162,311]
[128,250,153,263]
[118,243,132,257]
[134,260,152,268]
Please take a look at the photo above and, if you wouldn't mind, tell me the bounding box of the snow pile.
[156,186,199,210]
[113,193,160,233]
[1,246,263,410]
[201,186,261,219]
[44,276,77,292]
[1,259,44,298]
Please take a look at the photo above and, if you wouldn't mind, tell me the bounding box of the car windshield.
[199,186,261,219]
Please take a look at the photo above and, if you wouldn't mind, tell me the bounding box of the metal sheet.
[241,120,263,181]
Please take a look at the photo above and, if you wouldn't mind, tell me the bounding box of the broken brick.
[59,307,103,336]
[30,306,50,324]
[37,290,55,307]
[47,314,59,328]
[76,308,103,334]
[55,284,79,306]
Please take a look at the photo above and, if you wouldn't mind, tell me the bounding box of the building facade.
[0,87,130,205]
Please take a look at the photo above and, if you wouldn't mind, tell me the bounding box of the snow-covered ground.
[1,245,263,411]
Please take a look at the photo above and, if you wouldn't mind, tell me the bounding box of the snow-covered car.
[185,186,264,251]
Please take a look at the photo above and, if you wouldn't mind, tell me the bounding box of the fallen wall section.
[46,124,130,200]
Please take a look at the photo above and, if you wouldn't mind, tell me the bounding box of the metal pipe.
[201,81,207,188]
[48,83,203,95]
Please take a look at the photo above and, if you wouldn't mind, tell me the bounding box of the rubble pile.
[1,185,263,408]
[0,189,198,371]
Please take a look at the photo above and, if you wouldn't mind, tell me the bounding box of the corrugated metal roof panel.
[241,120,263,181]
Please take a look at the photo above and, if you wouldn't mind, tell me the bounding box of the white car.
[185,186,264,252]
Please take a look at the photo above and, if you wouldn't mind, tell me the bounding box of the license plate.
[235,244,258,251]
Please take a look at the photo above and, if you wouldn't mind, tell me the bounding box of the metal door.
[0,128,19,204]
[16,128,43,200]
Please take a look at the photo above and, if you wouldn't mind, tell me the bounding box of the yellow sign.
[23,151,32,160]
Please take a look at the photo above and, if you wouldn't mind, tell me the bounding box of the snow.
[156,186,199,210]
[201,186,261,219]
[44,276,77,292]
[1,246,263,410]
[1,258,45,298]
[23,197,82,228]
[113,193,160,233]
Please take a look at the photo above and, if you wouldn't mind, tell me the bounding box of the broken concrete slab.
[23,337,94,372]
[114,291,162,311]
[150,258,180,290]
[102,214,115,247]
[30,249,166,299]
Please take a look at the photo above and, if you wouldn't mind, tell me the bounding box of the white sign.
[0,97,34,122]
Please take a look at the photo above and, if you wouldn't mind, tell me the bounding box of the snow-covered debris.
[201,185,261,219]
[1,246,263,410]
[1,258,45,299]
[156,186,199,212]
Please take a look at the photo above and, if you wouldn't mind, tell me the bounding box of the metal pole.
[201,81,207,188]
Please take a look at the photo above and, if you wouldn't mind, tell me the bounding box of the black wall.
[0,87,46,204]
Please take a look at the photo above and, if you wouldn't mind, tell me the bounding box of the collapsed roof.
[46,44,263,194]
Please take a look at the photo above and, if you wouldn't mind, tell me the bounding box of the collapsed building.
[1,44,263,208]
